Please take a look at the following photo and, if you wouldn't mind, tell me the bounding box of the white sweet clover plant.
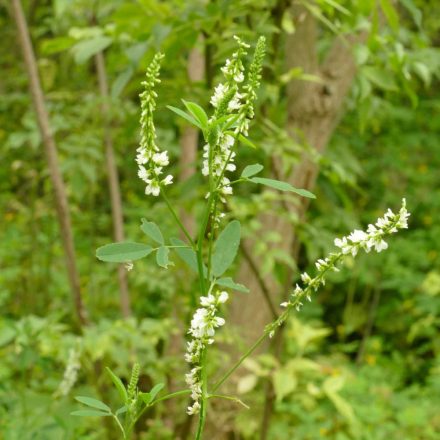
[73,36,411,440]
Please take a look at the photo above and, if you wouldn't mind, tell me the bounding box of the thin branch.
[11,0,89,326]
[240,240,278,319]
[94,49,131,318]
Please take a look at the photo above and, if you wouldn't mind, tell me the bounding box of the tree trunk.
[94,51,131,318]
[229,5,367,438]
[179,38,205,237]
[11,0,89,327]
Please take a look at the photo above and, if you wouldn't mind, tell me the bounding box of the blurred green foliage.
[1,0,440,438]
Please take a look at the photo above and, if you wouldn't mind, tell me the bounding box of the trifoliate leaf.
[170,238,207,277]
[241,164,264,178]
[74,396,111,412]
[96,242,153,263]
[249,177,316,198]
[156,246,171,268]
[141,219,164,244]
[71,410,111,417]
[105,367,128,403]
[167,105,202,129]
[182,100,208,128]
[149,383,165,402]
[212,221,241,277]
[216,277,249,293]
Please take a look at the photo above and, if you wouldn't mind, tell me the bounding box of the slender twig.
[208,394,250,409]
[11,0,89,327]
[94,46,131,318]
[213,332,268,392]
[162,190,195,247]
[240,241,278,319]
[112,413,126,439]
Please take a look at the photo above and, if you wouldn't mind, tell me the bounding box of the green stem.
[151,389,191,405]
[208,394,249,409]
[195,348,208,440]
[161,189,195,247]
[212,332,268,393]
[197,192,214,295]
[127,390,191,433]
[112,413,126,439]
[206,196,218,280]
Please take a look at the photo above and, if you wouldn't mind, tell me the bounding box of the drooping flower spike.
[271,199,410,334]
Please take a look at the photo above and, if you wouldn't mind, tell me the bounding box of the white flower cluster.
[185,290,228,415]
[276,199,410,321]
[136,53,173,196]
[334,202,410,256]
[202,37,250,203]
[54,345,81,397]
[202,133,236,199]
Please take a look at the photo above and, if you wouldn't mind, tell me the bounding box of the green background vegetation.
[1,0,439,438]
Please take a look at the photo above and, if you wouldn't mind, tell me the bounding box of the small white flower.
[374,239,388,252]
[162,174,173,186]
[125,261,133,271]
[187,401,201,415]
[200,294,216,307]
[152,151,169,166]
[348,229,367,243]
[210,83,228,108]
[218,291,229,303]
[301,272,312,284]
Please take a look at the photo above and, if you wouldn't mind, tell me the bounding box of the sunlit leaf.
[74,396,111,412]
[141,219,164,244]
[96,242,153,263]
[212,221,241,277]
[249,177,316,198]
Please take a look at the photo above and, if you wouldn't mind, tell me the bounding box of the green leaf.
[74,396,111,412]
[96,242,153,263]
[241,164,264,179]
[379,0,399,31]
[111,67,134,98]
[149,383,165,402]
[71,410,111,417]
[413,62,431,86]
[249,177,316,198]
[216,277,249,293]
[362,66,398,92]
[170,238,207,276]
[105,367,128,403]
[281,10,295,34]
[140,392,151,404]
[166,105,202,129]
[156,246,171,268]
[273,369,297,402]
[212,221,241,278]
[400,0,422,27]
[141,219,164,244]
[182,100,208,128]
[115,406,127,416]
[322,0,350,15]
[323,377,357,425]
[238,134,256,149]
[72,36,113,64]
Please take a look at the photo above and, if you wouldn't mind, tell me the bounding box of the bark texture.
[94,51,131,318]
[179,40,205,237]
[233,6,368,439]
[231,3,365,350]
[11,0,88,326]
